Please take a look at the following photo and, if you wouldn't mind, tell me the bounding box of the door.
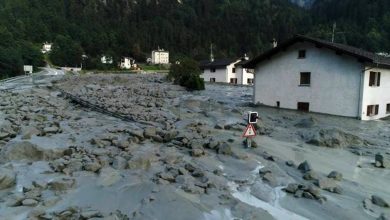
[297,102,310,112]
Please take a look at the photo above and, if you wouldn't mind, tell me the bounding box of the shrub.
[168,58,205,91]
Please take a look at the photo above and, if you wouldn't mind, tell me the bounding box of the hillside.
[0,0,390,76]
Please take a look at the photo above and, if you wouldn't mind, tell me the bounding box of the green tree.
[168,58,204,91]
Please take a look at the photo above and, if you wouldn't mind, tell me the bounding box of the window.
[211,68,216,73]
[297,102,310,112]
[298,50,306,59]
[230,78,237,84]
[276,101,280,108]
[247,78,253,84]
[369,71,381,87]
[210,78,216,83]
[387,104,390,114]
[232,68,236,73]
[367,105,379,116]
[300,72,311,86]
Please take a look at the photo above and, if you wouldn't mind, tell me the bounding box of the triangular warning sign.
[242,124,256,138]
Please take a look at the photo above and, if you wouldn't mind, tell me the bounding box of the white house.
[151,49,169,64]
[101,55,113,64]
[119,57,136,69]
[244,35,390,120]
[41,42,52,54]
[200,56,254,85]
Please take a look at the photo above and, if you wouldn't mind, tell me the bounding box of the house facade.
[41,42,52,54]
[244,35,390,120]
[101,56,113,64]
[151,49,169,64]
[200,57,254,85]
[120,57,136,69]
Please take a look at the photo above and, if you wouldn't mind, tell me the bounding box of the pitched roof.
[199,58,238,69]
[235,59,250,67]
[244,35,390,69]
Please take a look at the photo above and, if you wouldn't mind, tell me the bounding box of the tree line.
[1,0,390,78]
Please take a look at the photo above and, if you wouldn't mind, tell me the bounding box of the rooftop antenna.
[210,43,214,62]
[332,22,336,43]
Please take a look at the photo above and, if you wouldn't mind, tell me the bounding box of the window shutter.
[377,72,381,86]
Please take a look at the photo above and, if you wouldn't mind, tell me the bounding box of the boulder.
[295,117,317,128]
[286,160,295,167]
[21,126,41,140]
[303,170,318,181]
[112,156,127,169]
[191,148,204,157]
[315,178,337,190]
[327,171,343,181]
[375,153,387,168]
[217,143,232,155]
[284,183,299,194]
[0,168,16,190]
[98,167,121,187]
[297,161,312,173]
[84,161,102,172]
[1,141,64,162]
[22,199,39,207]
[372,195,389,208]
[48,177,76,191]
[302,191,315,200]
[0,132,10,140]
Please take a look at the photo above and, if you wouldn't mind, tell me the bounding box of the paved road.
[0,67,65,91]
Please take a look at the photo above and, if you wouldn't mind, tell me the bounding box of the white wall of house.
[254,42,363,118]
[152,50,169,64]
[227,62,239,84]
[201,68,227,82]
[360,67,390,120]
[120,57,134,69]
[236,66,254,85]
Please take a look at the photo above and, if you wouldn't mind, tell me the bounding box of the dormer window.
[298,50,306,59]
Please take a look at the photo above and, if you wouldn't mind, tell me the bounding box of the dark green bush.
[168,58,205,91]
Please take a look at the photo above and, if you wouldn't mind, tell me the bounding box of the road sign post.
[242,123,256,148]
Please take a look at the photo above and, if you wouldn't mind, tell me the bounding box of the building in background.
[244,35,390,120]
[41,42,52,54]
[199,55,254,85]
[101,56,113,64]
[119,57,136,69]
[151,49,169,64]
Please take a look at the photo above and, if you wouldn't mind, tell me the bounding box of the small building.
[151,49,169,64]
[41,42,52,54]
[244,35,390,120]
[119,57,136,69]
[101,56,113,64]
[199,56,254,85]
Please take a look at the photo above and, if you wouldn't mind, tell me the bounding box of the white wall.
[227,62,239,84]
[201,68,228,83]
[236,66,254,85]
[254,42,363,118]
[360,67,390,120]
[152,51,169,64]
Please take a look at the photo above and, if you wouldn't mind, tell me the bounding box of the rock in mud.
[217,143,232,155]
[48,177,76,191]
[327,171,343,181]
[303,170,318,181]
[372,195,390,208]
[305,128,368,148]
[286,160,295,167]
[1,141,64,161]
[315,178,337,191]
[298,161,312,173]
[0,168,16,190]
[112,156,128,169]
[375,153,388,168]
[22,198,39,207]
[191,148,204,157]
[98,167,121,186]
[284,183,299,194]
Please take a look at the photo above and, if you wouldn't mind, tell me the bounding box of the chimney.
[272,38,278,48]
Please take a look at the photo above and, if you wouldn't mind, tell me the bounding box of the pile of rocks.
[283,183,327,203]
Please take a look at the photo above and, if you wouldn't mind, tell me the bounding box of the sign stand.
[242,123,256,148]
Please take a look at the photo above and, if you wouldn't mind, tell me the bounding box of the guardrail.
[55,87,140,123]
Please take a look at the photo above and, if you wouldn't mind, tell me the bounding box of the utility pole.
[332,22,336,43]
[210,43,214,62]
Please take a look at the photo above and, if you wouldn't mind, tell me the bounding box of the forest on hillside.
[0,0,390,77]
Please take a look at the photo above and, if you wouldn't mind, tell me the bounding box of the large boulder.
[0,141,64,162]
[0,168,16,190]
[327,171,343,181]
[297,161,312,173]
[98,167,121,187]
[372,195,389,208]
[217,143,232,155]
[305,128,368,148]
